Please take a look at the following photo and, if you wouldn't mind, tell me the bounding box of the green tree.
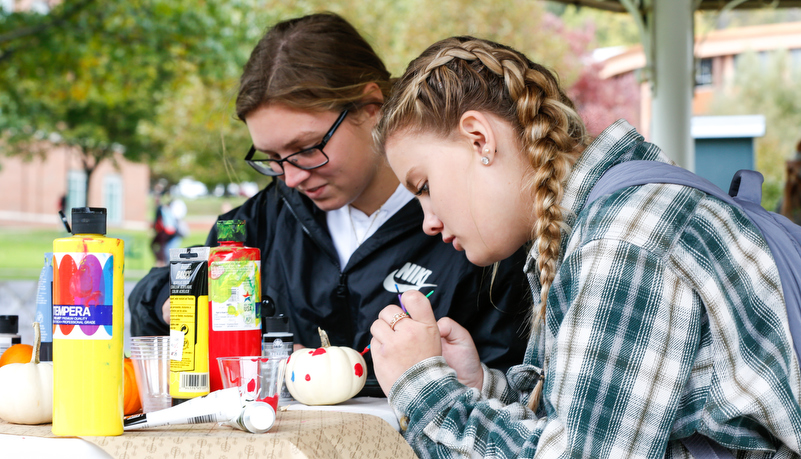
[708,49,801,210]
[0,0,262,202]
[148,0,595,191]
[547,3,640,48]
[696,7,801,34]
[2,0,622,196]
[137,3,282,190]
[140,75,268,190]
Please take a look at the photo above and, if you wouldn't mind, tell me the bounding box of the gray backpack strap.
[681,433,734,459]
[729,171,801,361]
[728,169,763,204]
[586,161,736,208]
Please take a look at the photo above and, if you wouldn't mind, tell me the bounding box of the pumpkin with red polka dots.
[285,328,367,405]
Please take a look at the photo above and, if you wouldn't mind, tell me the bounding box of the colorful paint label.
[209,260,261,331]
[52,252,114,340]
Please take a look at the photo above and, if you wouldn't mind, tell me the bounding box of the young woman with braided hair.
[370,36,801,458]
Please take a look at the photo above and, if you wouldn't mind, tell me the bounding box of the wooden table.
[0,408,417,458]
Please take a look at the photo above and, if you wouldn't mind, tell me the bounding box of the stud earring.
[483,147,490,154]
[481,156,490,165]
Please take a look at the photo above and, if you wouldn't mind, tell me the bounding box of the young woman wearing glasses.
[129,13,530,396]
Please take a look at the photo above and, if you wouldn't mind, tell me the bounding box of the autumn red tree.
[553,16,641,136]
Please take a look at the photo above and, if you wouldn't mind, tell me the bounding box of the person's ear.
[360,82,383,117]
[361,82,383,102]
[350,82,383,125]
[459,110,496,165]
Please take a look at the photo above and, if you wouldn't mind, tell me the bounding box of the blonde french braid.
[375,37,587,410]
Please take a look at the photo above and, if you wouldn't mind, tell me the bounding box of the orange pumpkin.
[0,344,33,368]
[123,358,142,415]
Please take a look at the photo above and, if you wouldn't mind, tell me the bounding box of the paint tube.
[169,247,210,405]
[124,387,242,430]
[224,400,276,434]
[123,387,275,433]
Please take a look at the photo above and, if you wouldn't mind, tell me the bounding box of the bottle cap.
[262,314,289,333]
[71,207,107,235]
[240,401,275,433]
[0,315,18,334]
[260,297,277,317]
[216,220,246,242]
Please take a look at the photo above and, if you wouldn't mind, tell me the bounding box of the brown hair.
[375,36,587,409]
[236,12,392,120]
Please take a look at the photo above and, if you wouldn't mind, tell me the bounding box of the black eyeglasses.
[245,109,349,177]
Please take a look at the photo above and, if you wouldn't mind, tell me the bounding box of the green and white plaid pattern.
[388,120,801,458]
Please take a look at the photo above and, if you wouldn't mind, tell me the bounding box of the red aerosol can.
[208,220,261,392]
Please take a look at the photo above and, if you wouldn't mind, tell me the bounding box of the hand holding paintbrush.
[372,288,484,394]
[370,290,443,396]
[395,283,433,316]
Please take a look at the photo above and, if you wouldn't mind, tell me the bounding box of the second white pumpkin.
[285,328,366,405]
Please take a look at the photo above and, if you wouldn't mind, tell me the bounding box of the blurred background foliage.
[0,0,644,195]
[0,0,800,210]
[708,49,801,208]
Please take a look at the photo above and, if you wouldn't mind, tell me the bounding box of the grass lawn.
[183,195,248,216]
[0,195,248,281]
[0,227,208,281]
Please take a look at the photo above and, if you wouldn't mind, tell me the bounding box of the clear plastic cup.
[217,356,286,412]
[130,336,172,413]
[262,337,293,402]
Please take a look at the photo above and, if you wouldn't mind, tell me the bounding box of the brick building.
[0,145,150,230]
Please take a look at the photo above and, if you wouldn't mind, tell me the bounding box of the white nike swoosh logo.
[383,269,437,293]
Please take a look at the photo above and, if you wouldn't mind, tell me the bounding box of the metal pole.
[650,0,695,170]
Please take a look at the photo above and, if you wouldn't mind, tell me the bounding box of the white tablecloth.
[283,396,400,431]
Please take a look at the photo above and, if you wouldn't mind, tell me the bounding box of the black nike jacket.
[129,180,531,395]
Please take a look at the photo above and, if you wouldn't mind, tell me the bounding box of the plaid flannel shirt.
[388,120,801,458]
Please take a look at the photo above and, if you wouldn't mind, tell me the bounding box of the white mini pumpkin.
[285,328,366,405]
[0,322,53,424]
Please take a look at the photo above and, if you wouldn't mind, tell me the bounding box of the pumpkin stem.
[31,322,41,365]
[318,327,330,348]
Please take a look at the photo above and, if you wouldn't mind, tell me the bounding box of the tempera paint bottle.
[169,247,210,404]
[52,207,124,436]
[208,220,261,392]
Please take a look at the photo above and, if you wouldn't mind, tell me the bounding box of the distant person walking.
[168,197,189,249]
[151,195,174,266]
[780,139,801,225]
[150,193,186,266]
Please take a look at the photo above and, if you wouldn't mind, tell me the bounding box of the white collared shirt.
[326,184,414,269]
